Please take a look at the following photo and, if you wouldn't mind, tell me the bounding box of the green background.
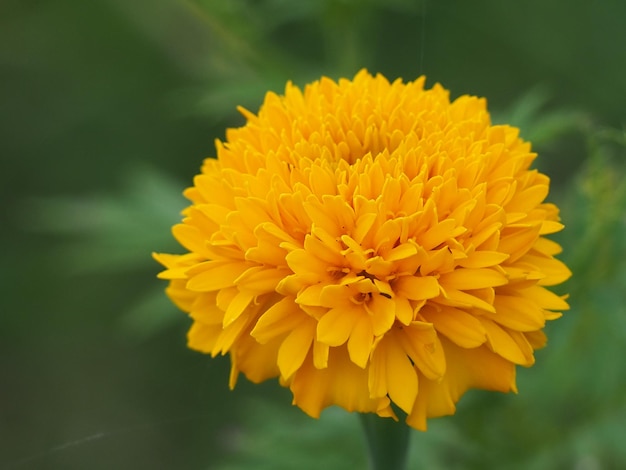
[2,0,625,468]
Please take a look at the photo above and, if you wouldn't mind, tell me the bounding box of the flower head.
[154,70,571,430]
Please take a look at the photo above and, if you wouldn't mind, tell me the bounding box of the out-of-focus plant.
[21,164,187,337]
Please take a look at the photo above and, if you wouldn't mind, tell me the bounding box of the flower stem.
[359,413,410,470]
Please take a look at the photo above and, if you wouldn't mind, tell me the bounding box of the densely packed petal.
[154,70,571,430]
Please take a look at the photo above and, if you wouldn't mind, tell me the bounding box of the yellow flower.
[154,70,571,430]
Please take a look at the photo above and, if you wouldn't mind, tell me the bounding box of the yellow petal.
[165,279,198,312]
[489,295,545,331]
[406,339,516,430]
[285,248,330,281]
[234,266,286,293]
[399,322,446,380]
[223,290,255,327]
[186,261,251,292]
[439,268,508,290]
[313,340,329,369]
[156,265,191,280]
[245,236,289,266]
[278,322,315,379]
[367,294,396,336]
[317,307,358,346]
[525,329,547,349]
[385,243,418,261]
[152,251,183,268]
[187,321,221,355]
[394,296,415,325]
[520,285,570,311]
[506,184,549,213]
[372,219,402,252]
[498,224,541,262]
[212,312,253,356]
[420,219,464,250]
[153,252,195,279]
[438,286,496,313]
[295,283,326,307]
[383,336,419,414]
[394,275,440,301]
[419,246,454,276]
[304,229,345,265]
[478,317,534,365]
[446,339,518,394]
[291,347,388,418]
[368,338,388,399]
[539,220,564,235]
[407,378,455,431]
[353,212,378,244]
[172,223,210,257]
[533,237,563,256]
[347,316,374,368]
[251,297,305,343]
[456,250,510,269]
[231,334,280,385]
[421,306,487,349]
[523,254,572,286]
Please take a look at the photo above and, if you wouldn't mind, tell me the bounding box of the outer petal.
[290,347,391,418]
[369,332,419,414]
[407,338,517,430]
[229,334,281,388]
[277,319,316,380]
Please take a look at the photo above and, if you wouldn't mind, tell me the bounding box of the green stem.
[359,413,411,470]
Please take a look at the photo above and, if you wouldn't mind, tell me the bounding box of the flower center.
[356,270,393,300]
[357,270,377,282]
[351,292,371,305]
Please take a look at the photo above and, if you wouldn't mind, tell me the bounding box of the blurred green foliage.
[1,0,625,468]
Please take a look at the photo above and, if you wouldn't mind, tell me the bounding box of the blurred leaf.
[214,403,367,470]
[21,163,186,274]
[214,400,476,470]
[492,87,587,146]
[557,127,626,293]
[18,164,189,339]
[120,286,184,338]
[172,0,429,122]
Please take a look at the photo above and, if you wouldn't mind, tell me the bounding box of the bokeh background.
[2,0,625,468]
